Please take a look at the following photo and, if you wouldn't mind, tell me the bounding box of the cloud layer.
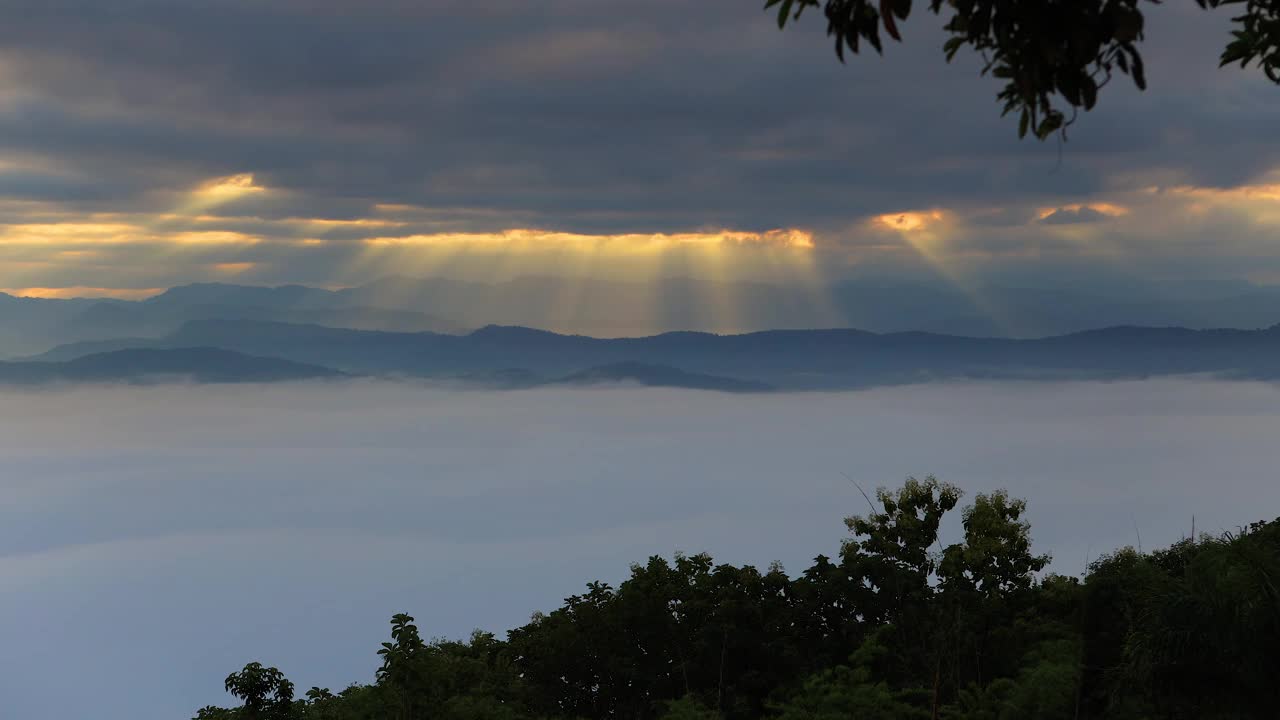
[3,380,1280,719]
[0,1,1277,297]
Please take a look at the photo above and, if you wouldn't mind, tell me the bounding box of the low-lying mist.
[3,379,1278,720]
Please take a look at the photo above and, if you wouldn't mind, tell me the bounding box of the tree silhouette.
[766,0,1280,139]
[223,662,295,720]
[194,479,1280,720]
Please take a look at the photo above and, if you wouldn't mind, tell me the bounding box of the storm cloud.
[0,1,1278,298]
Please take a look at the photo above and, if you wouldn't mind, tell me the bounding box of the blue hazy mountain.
[67,287,463,339]
[0,347,345,385]
[17,276,1280,360]
[328,275,1280,337]
[0,282,464,358]
[0,293,124,358]
[29,318,1280,390]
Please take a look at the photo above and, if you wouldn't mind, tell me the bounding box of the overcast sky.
[0,1,1277,299]
[3,380,1280,720]
[5,8,1280,719]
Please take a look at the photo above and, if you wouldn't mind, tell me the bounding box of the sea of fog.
[3,379,1279,720]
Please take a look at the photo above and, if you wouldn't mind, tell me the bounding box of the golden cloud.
[1,286,163,300]
[211,262,256,274]
[1035,202,1130,221]
[167,231,261,246]
[1159,182,1280,204]
[362,228,815,251]
[871,210,947,233]
[0,222,141,244]
[193,173,265,201]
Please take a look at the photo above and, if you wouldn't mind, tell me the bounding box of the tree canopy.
[765,0,1280,139]
[193,476,1280,720]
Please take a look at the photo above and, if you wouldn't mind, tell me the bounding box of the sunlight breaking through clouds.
[177,173,267,215]
[872,210,948,233]
[1148,174,1280,224]
[361,228,816,251]
[0,286,163,300]
[2,166,1280,308]
[1035,202,1131,222]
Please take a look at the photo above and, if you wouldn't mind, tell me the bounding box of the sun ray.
[871,210,1015,335]
[347,227,820,335]
[170,173,267,217]
[758,241,843,329]
[691,243,744,335]
[544,243,603,334]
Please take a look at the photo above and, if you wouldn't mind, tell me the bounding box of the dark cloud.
[0,0,1276,305]
[0,0,1273,234]
[0,170,127,202]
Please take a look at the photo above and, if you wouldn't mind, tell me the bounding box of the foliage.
[221,663,295,720]
[660,695,724,720]
[194,478,1280,720]
[764,0,1280,139]
[773,628,931,720]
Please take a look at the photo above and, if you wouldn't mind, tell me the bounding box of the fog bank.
[2,379,1278,720]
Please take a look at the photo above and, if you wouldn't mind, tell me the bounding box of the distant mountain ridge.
[0,347,344,385]
[0,279,468,358]
[14,275,1280,359]
[25,317,1280,391]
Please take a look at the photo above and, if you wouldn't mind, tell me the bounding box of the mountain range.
[14,276,1280,359]
[0,347,344,385]
[5,278,1280,391]
[13,316,1280,391]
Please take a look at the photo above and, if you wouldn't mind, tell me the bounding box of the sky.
[0,0,1278,303]
[4,7,1280,718]
[3,379,1280,720]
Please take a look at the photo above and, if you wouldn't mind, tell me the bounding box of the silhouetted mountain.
[0,282,462,358]
[144,282,336,308]
[26,336,176,362]
[31,318,1280,390]
[332,275,1280,338]
[556,363,773,392]
[0,292,127,357]
[16,276,1280,360]
[0,347,345,385]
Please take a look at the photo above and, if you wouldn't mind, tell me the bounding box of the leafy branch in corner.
[765,0,1280,140]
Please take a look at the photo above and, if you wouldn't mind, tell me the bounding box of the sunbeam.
[872,210,1015,335]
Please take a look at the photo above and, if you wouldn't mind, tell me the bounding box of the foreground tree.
[194,478,1280,720]
[765,0,1280,139]
[209,663,295,720]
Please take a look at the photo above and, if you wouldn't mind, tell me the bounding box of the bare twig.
[841,471,880,517]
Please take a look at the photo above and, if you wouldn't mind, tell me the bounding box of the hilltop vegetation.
[193,478,1280,720]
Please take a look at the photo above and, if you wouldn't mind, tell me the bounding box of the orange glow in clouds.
[1161,182,1280,203]
[211,262,256,274]
[872,210,947,232]
[1035,202,1129,221]
[173,173,269,216]
[194,173,265,201]
[362,228,815,251]
[1,286,163,300]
